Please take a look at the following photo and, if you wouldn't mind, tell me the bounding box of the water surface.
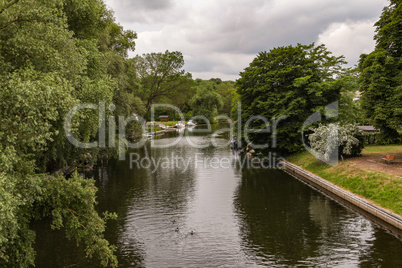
[34,125,402,267]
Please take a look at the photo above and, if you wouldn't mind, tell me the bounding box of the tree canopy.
[190,83,223,123]
[133,50,194,113]
[236,43,348,155]
[0,0,144,266]
[358,0,402,143]
[192,78,237,117]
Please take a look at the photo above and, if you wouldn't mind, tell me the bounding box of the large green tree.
[236,43,347,155]
[216,81,237,117]
[337,70,364,124]
[195,78,237,117]
[0,0,143,266]
[358,0,402,143]
[133,50,194,113]
[190,83,223,123]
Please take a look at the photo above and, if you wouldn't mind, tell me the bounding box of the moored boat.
[175,120,185,128]
[186,119,196,127]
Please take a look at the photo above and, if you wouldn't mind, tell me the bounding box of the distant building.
[159,115,169,122]
[357,126,379,133]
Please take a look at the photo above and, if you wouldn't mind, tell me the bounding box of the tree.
[0,0,144,266]
[133,50,194,113]
[190,79,236,117]
[190,83,223,123]
[201,79,237,117]
[337,70,364,124]
[168,83,196,112]
[0,0,85,79]
[358,0,402,144]
[236,43,347,155]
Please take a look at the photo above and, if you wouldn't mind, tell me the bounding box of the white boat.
[175,121,185,128]
[186,120,196,127]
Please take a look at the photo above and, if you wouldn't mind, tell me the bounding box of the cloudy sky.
[104,0,388,81]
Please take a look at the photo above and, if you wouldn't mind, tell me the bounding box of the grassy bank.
[361,144,402,155]
[286,147,402,216]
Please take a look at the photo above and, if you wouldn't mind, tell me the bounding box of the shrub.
[309,124,365,160]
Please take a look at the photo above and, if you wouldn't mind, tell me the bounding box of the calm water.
[34,125,402,267]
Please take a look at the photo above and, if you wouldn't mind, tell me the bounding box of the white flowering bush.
[309,124,365,160]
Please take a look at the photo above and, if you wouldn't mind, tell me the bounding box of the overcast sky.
[104,0,388,81]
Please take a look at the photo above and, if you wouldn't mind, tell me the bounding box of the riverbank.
[286,146,402,217]
[146,128,177,136]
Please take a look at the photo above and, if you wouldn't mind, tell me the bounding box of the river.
[34,124,402,267]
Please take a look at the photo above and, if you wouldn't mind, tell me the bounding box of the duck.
[175,227,179,232]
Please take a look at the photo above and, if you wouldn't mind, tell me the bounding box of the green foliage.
[230,91,241,120]
[133,50,194,113]
[0,162,118,267]
[373,0,402,56]
[336,70,365,124]
[213,80,237,116]
[0,0,85,79]
[39,173,118,267]
[0,69,75,153]
[190,79,236,117]
[0,0,145,266]
[236,43,348,155]
[364,132,380,145]
[358,0,402,144]
[62,0,110,40]
[190,83,223,123]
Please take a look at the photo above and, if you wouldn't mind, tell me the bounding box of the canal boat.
[175,121,185,128]
[186,119,196,127]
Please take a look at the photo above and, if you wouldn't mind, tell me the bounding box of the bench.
[379,155,396,164]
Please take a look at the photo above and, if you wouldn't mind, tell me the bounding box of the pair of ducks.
[173,220,194,235]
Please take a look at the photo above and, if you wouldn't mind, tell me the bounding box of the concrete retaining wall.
[282,161,402,233]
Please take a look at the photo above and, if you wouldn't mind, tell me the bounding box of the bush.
[309,124,365,160]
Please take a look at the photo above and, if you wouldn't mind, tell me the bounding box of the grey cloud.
[106,0,175,23]
[111,0,388,79]
[136,0,173,10]
[185,0,385,55]
[114,0,173,10]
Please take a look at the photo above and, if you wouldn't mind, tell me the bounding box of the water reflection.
[234,168,402,267]
[96,139,198,267]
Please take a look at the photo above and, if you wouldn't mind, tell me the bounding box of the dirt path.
[347,154,402,177]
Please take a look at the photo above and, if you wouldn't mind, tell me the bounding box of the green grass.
[145,125,163,132]
[362,144,402,155]
[147,121,186,127]
[286,150,402,216]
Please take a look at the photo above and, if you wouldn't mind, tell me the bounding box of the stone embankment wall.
[282,161,402,236]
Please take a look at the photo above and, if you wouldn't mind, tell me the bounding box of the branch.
[0,0,19,15]
[68,208,90,221]
[0,18,35,30]
[67,209,87,230]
